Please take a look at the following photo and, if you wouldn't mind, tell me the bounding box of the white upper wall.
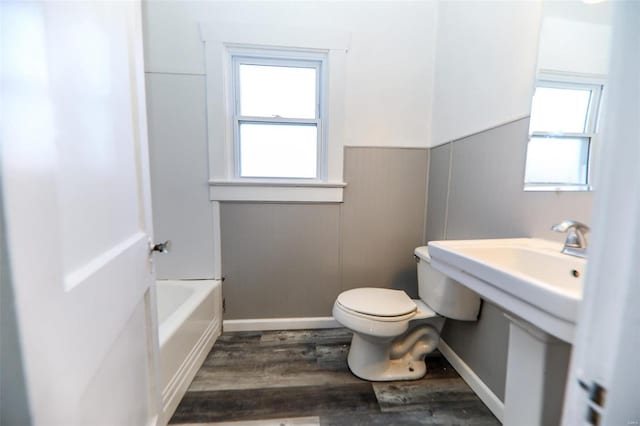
[429,0,543,147]
[538,18,611,76]
[537,1,612,76]
[142,0,438,148]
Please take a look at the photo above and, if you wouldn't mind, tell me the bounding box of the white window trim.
[230,49,326,181]
[200,22,350,202]
[208,180,347,203]
[524,71,605,192]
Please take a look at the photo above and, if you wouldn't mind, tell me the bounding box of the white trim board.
[209,180,346,203]
[438,339,505,424]
[209,184,344,203]
[223,317,341,332]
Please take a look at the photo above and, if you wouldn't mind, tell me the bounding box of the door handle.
[150,240,171,254]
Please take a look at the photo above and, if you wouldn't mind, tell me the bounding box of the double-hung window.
[231,51,325,180]
[201,23,348,202]
[524,77,603,189]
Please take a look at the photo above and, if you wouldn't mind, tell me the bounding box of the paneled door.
[2,1,162,425]
[562,2,640,425]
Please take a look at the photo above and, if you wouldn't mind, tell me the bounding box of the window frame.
[229,48,328,182]
[200,22,349,203]
[525,74,604,191]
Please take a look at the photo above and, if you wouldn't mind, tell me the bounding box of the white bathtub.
[156,280,222,423]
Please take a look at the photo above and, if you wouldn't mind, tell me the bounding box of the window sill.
[524,184,593,192]
[209,180,347,203]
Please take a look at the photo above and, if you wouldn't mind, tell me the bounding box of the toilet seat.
[335,301,417,323]
[336,288,417,318]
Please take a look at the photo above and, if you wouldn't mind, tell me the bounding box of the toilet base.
[347,324,439,381]
[349,355,427,381]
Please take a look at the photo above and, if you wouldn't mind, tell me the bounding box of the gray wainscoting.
[425,143,451,243]
[220,147,429,320]
[145,73,216,279]
[426,117,593,401]
[445,120,531,240]
[341,147,428,298]
[220,204,342,319]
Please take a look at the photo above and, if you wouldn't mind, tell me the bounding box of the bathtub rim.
[156,279,218,348]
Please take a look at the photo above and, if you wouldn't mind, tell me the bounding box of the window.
[231,52,325,180]
[201,22,349,202]
[524,78,603,189]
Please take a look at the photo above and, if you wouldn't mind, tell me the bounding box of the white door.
[2,2,162,425]
[562,2,640,425]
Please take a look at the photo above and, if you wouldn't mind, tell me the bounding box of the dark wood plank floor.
[170,328,500,425]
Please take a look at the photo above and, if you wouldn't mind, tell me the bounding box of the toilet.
[333,246,481,381]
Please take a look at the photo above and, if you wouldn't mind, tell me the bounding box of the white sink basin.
[428,238,585,343]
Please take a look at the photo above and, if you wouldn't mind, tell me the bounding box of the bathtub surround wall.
[221,147,428,320]
[425,117,593,401]
[146,73,215,280]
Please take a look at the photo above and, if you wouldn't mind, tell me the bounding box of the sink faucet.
[551,220,590,258]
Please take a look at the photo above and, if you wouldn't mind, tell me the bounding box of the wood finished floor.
[170,328,500,426]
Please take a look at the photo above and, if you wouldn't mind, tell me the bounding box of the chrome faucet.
[551,220,590,258]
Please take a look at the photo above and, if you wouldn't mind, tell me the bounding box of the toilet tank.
[414,246,480,321]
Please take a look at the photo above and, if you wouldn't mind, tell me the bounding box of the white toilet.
[333,246,481,381]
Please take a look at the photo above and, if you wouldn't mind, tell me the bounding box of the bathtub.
[156,280,222,423]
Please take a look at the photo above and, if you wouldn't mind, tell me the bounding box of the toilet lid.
[337,288,417,317]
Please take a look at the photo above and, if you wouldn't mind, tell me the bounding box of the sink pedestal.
[504,315,572,426]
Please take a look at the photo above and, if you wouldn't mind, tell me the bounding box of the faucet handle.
[551,220,590,234]
[551,220,589,251]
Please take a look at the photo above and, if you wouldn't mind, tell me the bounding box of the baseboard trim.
[223,316,341,332]
[438,339,504,423]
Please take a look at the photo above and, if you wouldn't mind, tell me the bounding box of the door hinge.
[222,298,226,313]
[580,379,607,426]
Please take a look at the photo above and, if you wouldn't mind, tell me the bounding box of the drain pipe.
[389,324,439,360]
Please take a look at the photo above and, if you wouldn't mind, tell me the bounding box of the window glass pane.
[239,123,317,178]
[239,64,317,119]
[529,86,591,133]
[524,136,589,185]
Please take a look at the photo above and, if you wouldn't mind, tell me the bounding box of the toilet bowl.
[333,246,481,381]
[333,288,444,381]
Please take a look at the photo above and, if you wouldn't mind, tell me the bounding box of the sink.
[428,238,585,343]
[429,238,585,424]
